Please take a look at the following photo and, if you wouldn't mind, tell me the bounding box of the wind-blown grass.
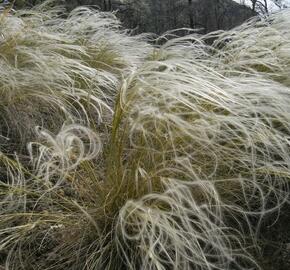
[0,2,290,269]
[212,11,290,86]
[0,1,150,155]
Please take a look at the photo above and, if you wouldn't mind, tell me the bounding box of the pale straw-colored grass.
[0,2,289,270]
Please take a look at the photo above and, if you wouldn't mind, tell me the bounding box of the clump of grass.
[0,2,290,270]
[0,0,151,157]
[212,10,290,86]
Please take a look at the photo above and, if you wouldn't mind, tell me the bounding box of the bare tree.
[246,0,288,14]
[273,0,289,9]
[256,0,269,14]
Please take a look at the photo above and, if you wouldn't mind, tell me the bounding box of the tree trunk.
[262,0,268,14]
[188,0,194,28]
[103,0,107,11]
[251,0,257,13]
[108,0,112,10]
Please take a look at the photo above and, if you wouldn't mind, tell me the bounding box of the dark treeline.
[14,0,255,34]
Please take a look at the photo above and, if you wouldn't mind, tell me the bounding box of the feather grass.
[0,2,290,270]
